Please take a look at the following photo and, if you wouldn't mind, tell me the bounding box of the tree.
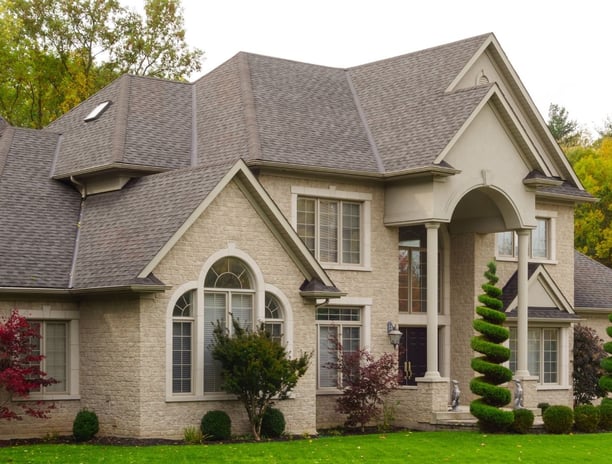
[0,310,57,420]
[0,0,203,128]
[547,104,585,147]
[600,313,612,394]
[569,137,612,267]
[211,319,311,441]
[469,261,514,432]
[573,325,607,405]
[329,347,398,432]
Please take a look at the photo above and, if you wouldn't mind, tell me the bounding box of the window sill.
[17,394,80,401]
[316,389,343,395]
[535,384,570,391]
[495,256,557,265]
[166,393,236,402]
[321,264,372,272]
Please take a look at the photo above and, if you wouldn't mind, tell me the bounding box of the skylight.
[84,101,111,122]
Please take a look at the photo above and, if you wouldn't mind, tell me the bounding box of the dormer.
[46,74,194,195]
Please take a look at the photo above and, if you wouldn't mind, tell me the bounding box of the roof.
[0,33,591,293]
[574,251,612,309]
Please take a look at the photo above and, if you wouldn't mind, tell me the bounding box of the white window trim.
[19,306,80,401]
[495,210,557,264]
[166,245,294,402]
[315,297,371,393]
[291,185,372,271]
[507,324,570,388]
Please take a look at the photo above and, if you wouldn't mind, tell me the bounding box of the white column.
[425,222,440,378]
[515,229,530,377]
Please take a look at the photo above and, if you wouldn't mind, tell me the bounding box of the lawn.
[1,431,611,463]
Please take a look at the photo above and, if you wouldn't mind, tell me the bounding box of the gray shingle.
[574,251,612,309]
[0,129,81,288]
[71,162,233,289]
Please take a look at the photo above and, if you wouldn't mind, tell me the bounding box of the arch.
[264,284,294,356]
[448,185,530,234]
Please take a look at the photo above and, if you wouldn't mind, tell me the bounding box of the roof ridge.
[111,75,132,163]
[0,125,15,178]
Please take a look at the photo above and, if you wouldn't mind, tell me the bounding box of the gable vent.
[84,100,111,122]
[477,70,490,86]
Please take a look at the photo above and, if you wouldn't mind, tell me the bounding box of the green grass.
[2,431,611,463]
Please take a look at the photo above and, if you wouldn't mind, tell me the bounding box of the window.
[398,227,427,313]
[30,321,68,394]
[297,197,361,265]
[264,293,284,345]
[509,327,559,384]
[316,307,361,389]
[495,217,552,260]
[172,291,194,394]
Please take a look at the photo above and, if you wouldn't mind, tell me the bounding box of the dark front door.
[398,327,427,386]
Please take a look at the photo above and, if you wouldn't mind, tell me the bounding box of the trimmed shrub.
[261,407,286,438]
[598,398,612,431]
[72,409,99,442]
[512,408,534,434]
[574,404,600,433]
[201,410,232,441]
[537,402,550,414]
[543,405,574,434]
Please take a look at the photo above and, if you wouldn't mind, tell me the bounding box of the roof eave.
[0,284,170,296]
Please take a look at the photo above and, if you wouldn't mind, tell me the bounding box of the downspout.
[68,176,86,289]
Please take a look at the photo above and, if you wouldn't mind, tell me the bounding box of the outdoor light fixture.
[386,321,402,348]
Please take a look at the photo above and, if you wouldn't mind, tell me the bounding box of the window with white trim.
[30,321,68,394]
[172,291,194,394]
[509,327,559,384]
[297,197,361,265]
[264,293,284,345]
[316,307,361,389]
[496,217,553,261]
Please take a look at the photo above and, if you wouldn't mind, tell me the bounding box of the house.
[0,33,607,439]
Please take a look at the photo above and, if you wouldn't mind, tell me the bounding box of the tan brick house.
[1,33,609,439]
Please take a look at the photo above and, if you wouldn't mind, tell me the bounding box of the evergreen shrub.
[537,402,550,414]
[201,410,232,441]
[511,408,534,434]
[261,407,286,438]
[542,405,574,434]
[598,398,612,431]
[574,404,600,433]
[72,409,99,442]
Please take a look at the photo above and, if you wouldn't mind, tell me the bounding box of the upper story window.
[292,186,372,270]
[496,216,555,262]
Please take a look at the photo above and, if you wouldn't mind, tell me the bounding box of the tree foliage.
[211,319,311,441]
[469,261,514,432]
[0,310,57,420]
[547,104,586,147]
[573,325,607,405]
[600,313,612,394]
[328,346,399,431]
[0,0,203,128]
[567,138,612,267]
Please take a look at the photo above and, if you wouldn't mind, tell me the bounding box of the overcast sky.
[126,0,611,135]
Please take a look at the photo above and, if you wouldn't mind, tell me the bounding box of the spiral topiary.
[469,261,514,432]
[598,313,612,393]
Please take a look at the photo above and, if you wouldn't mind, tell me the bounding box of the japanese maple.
[0,309,56,420]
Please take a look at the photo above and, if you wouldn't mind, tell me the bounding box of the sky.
[126,0,611,136]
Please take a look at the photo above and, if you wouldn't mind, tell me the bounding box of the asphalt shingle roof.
[0,128,81,288]
[574,251,612,309]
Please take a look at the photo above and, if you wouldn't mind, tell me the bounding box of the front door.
[398,327,427,386]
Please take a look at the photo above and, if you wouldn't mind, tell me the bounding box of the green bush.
[512,408,534,434]
[72,409,99,442]
[543,405,574,434]
[574,404,600,433]
[598,398,612,431]
[261,407,286,438]
[201,410,232,441]
[537,402,550,414]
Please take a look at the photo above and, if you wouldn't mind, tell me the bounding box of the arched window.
[264,292,284,344]
[172,290,194,394]
[204,257,254,393]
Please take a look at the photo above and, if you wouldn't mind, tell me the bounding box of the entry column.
[424,222,440,378]
[515,229,530,377]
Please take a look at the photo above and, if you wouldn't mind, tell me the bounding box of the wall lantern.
[386,321,402,348]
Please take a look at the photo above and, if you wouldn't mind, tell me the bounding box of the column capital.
[425,222,441,230]
[516,229,531,237]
